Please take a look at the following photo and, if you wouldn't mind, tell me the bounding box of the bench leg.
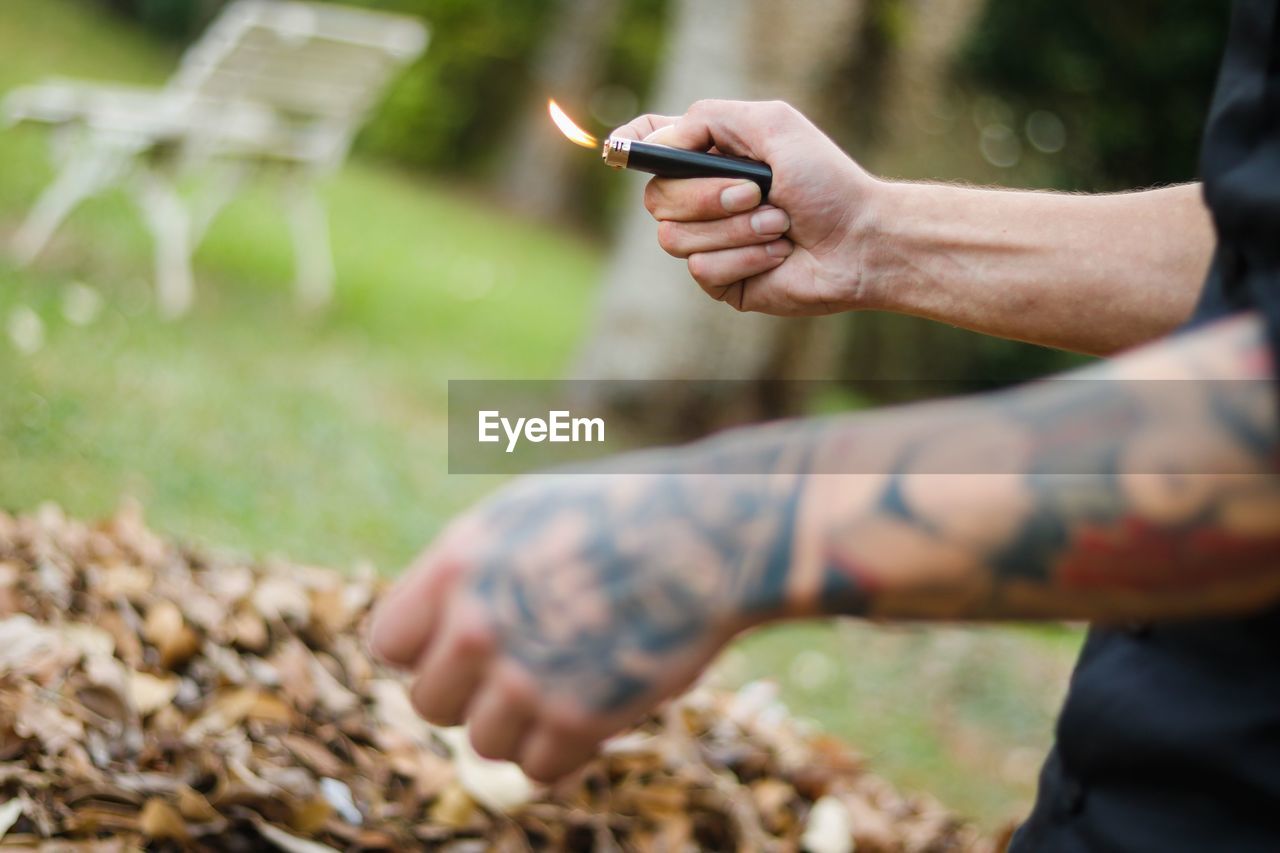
[135,172,195,318]
[285,182,334,310]
[190,161,250,247]
[12,143,125,265]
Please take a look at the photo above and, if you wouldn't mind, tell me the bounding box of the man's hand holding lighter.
[618,101,877,316]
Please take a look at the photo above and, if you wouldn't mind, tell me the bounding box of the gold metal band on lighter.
[602,137,631,168]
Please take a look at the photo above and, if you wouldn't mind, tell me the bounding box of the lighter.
[549,100,773,200]
[601,137,772,200]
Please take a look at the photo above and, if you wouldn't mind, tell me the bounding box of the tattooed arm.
[369,312,1279,782]
[794,312,1280,622]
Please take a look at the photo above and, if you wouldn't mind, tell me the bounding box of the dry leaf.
[138,797,188,841]
[289,796,333,835]
[802,795,853,853]
[439,726,535,814]
[175,785,219,822]
[318,777,361,825]
[141,601,199,669]
[253,576,311,625]
[255,817,341,853]
[0,799,23,839]
[428,781,477,828]
[127,671,179,716]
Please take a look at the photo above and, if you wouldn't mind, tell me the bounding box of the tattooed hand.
[368,443,821,782]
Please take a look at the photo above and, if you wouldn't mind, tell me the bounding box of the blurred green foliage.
[962,0,1231,190]
[96,0,1230,195]
[91,0,667,182]
[350,0,667,181]
[341,0,557,175]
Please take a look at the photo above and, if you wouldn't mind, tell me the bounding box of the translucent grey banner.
[447,379,1276,475]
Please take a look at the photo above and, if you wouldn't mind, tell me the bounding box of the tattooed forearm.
[812,313,1280,622]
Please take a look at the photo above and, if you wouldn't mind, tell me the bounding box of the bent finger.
[687,240,793,295]
[611,113,675,143]
[646,99,792,160]
[645,177,760,221]
[368,546,468,669]
[518,713,602,784]
[466,662,538,762]
[408,598,495,726]
[657,206,790,258]
[733,252,837,316]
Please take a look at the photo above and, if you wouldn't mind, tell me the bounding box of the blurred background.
[0,0,1229,831]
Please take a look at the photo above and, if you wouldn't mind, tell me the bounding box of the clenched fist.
[614,99,880,315]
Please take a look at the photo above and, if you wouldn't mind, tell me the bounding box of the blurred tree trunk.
[497,0,624,219]
[571,0,865,438]
[839,0,991,395]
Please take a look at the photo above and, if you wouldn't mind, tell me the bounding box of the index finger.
[611,113,676,142]
[367,518,478,668]
[645,99,782,160]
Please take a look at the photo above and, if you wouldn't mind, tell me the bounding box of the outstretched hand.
[367,452,813,782]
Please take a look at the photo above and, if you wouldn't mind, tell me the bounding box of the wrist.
[844,175,916,312]
[670,422,830,627]
[838,174,907,314]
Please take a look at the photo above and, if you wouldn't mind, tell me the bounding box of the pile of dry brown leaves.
[0,504,993,852]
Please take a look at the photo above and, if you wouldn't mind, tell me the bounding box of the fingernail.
[766,239,794,258]
[721,181,761,213]
[750,208,789,235]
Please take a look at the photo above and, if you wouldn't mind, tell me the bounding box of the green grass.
[0,0,1082,831]
[0,0,598,565]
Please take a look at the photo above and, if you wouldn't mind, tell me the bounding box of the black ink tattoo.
[817,315,1280,620]
[465,434,817,712]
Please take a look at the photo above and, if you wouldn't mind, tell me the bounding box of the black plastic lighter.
[602,138,772,201]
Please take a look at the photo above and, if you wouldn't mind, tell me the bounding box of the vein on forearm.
[860,182,1213,355]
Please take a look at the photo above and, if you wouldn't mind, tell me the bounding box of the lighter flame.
[548,100,597,148]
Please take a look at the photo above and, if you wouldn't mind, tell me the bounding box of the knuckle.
[520,755,559,785]
[469,729,504,761]
[735,211,761,242]
[366,615,397,663]
[425,697,465,727]
[541,703,589,736]
[642,180,662,216]
[686,253,710,284]
[766,99,794,117]
[409,682,445,723]
[432,554,468,586]
[656,220,685,257]
[496,669,535,706]
[450,622,495,657]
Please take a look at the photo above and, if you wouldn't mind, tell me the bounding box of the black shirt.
[1012,1,1280,850]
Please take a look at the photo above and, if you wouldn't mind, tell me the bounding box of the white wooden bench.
[3,1,427,316]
